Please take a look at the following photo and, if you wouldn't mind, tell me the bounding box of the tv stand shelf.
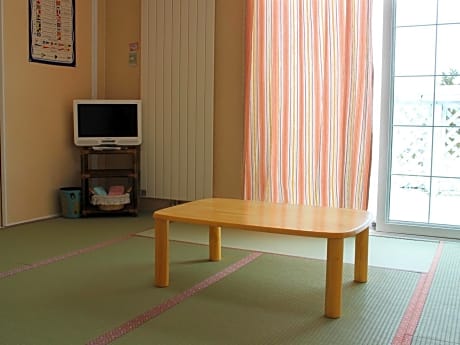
[80,146,140,216]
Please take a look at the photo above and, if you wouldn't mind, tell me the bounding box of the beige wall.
[2,1,93,224]
[213,0,246,199]
[101,0,141,99]
[97,0,107,98]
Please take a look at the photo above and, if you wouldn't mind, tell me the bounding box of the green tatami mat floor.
[0,212,153,272]
[139,223,439,272]
[0,237,250,345]
[412,242,460,345]
[1,213,459,345]
[114,253,418,345]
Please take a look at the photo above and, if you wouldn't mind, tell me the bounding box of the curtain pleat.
[244,0,373,210]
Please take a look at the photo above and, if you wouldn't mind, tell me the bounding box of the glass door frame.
[376,0,460,239]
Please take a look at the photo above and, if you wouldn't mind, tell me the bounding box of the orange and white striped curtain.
[244,0,373,210]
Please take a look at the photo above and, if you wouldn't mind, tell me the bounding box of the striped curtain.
[244,0,373,210]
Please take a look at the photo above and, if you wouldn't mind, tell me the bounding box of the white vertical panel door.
[141,0,215,201]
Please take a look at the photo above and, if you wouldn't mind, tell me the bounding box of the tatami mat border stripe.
[392,241,444,345]
[86,251,263,345]
[0,234,134,280]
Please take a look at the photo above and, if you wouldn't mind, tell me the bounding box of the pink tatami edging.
[0,234,133,280]
[392,241,444,345]
[86,252,263,345]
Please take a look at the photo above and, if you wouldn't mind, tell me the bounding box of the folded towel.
[108,185,125,196]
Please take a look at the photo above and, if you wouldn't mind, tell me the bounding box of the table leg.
[325,238,344,319]
[354,228,369,283]
[155,219,169,287]
[209,226,222,261]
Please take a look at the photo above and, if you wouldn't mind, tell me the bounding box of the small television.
[73,99,142,147]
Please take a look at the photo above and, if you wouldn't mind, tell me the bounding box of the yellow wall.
[97,0,107,98]
[2,1,93,224]
[213,0,246,199]
[102,0,141,99]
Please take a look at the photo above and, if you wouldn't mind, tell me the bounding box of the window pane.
[436,24,460,74]
[438,0,460,24]
[389,175,430,223]
[434,90,460,127]
[391,127,433,175]
[396,0,437,26]
[432,127,460,178]
[435,73,460,126]
[430,178,460,225]
[393,77,434,125]
[394,26,436,76]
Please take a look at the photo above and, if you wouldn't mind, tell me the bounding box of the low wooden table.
[153,198,372,318]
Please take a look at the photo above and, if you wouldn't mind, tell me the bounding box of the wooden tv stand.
[80,146,140,216]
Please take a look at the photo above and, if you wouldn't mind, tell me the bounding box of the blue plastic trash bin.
[60,187,81,218]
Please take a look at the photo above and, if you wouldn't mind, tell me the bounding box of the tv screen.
[73,99,142,147]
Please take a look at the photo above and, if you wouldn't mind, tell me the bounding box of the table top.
[154,198,373,239]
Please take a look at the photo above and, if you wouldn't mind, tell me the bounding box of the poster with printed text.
[29,0,75,66]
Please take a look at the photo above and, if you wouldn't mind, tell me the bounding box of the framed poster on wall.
[29,0,76,67]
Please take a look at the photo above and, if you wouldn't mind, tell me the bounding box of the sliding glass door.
[377,0,460,238]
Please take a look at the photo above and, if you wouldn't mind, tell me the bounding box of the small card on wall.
[129,42,138,66]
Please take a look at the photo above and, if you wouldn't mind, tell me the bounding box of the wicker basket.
[98,204,125,211]
[90,193,130,211]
